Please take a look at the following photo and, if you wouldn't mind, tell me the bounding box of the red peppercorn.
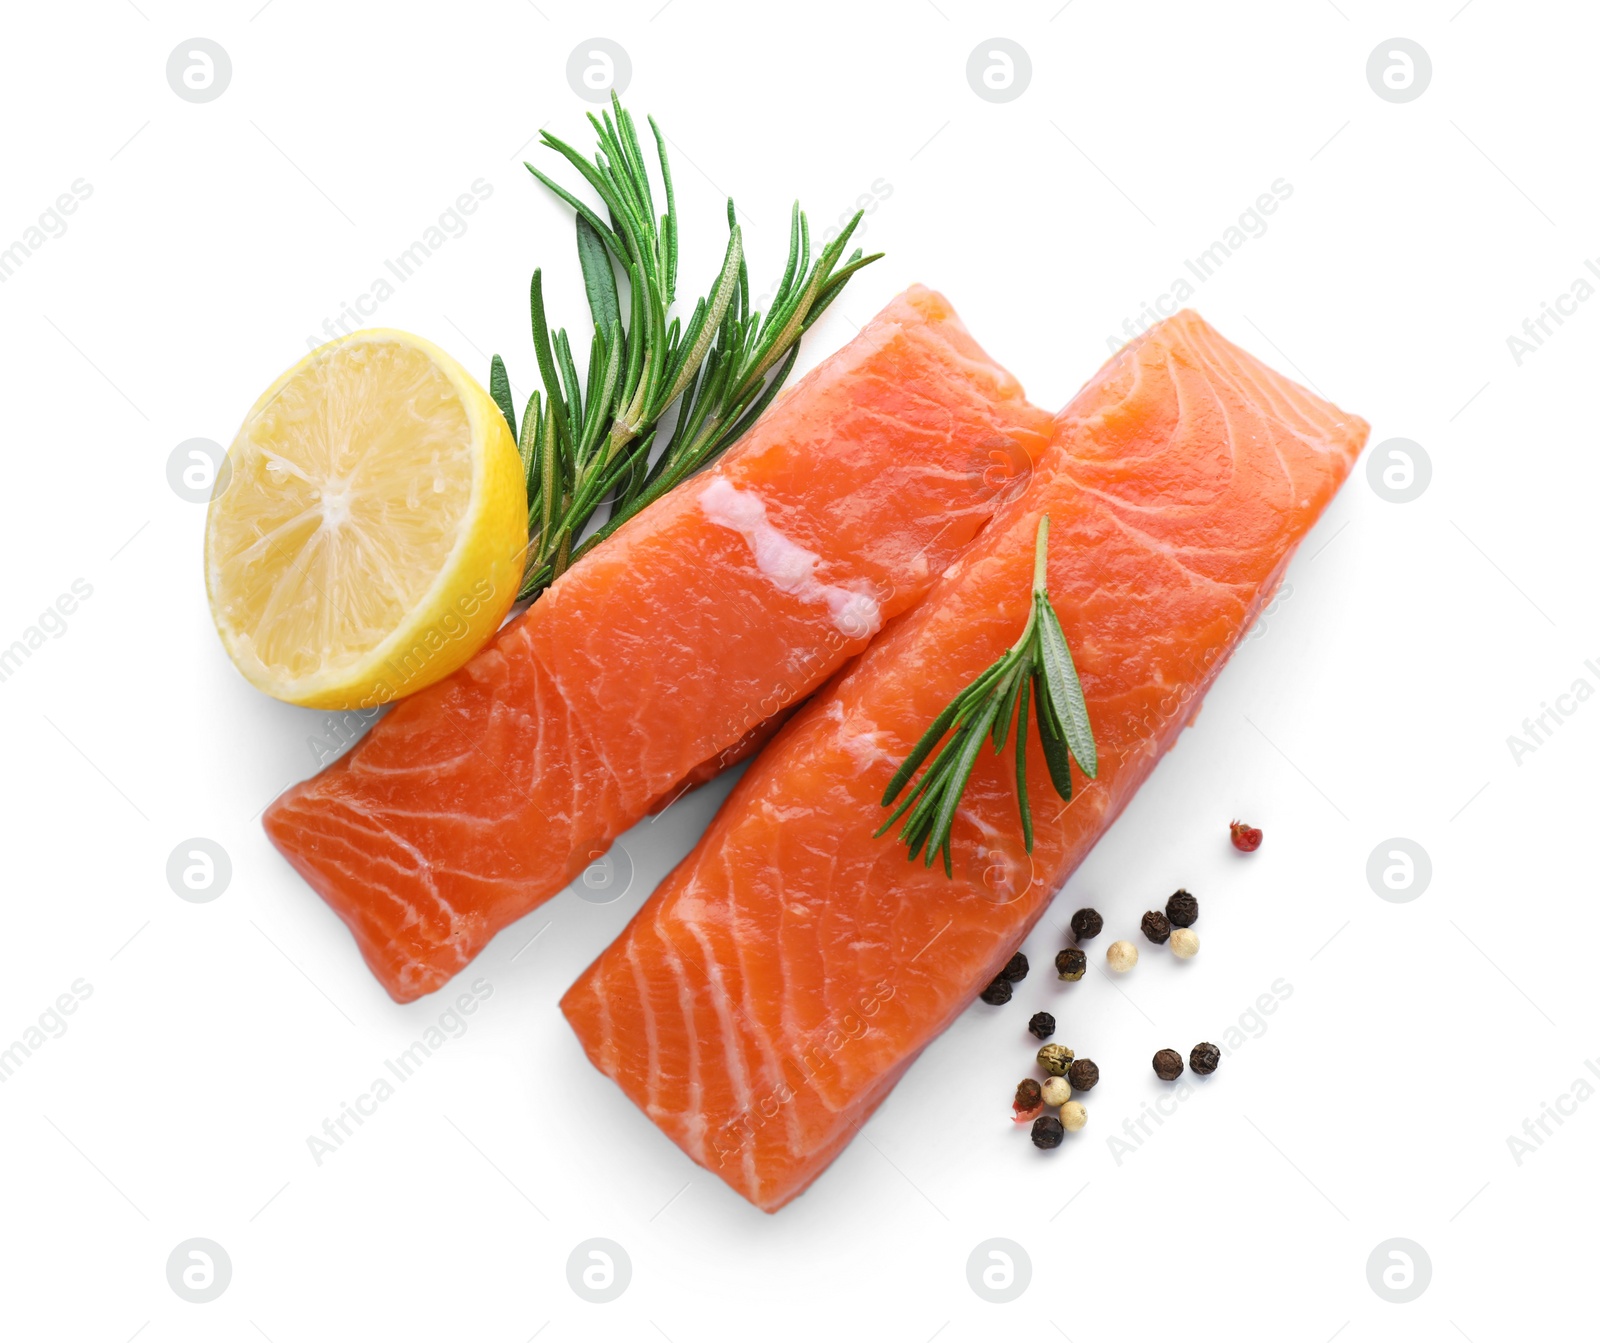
[1230,820,1263,852]
[1012,1077,1044,1123]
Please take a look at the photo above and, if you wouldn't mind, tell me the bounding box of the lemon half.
[205,330,526,709]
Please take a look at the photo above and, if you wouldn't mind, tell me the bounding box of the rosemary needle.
[490,93,883,602]
[876,515,1097,876]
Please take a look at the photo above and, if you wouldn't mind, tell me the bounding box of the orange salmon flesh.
[264,287,1053,1002]
[560,311,1369,1211]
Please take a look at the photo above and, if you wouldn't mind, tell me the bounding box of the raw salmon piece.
[561,311,1369,1212]
[264,287,1053,1003]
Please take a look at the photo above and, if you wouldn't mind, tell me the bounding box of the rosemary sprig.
[491,93,884,602]
[876,515,1098,875]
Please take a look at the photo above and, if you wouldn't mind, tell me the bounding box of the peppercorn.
[1031,1114,1064,1149]
[1230,819,1263,852]
[1153,1048,1184,1081]
[1166,889,1199,928]
[1190,1042,1221,1075]
[1069,907,1103,941]
[1041,1076,1071,1107]
[1106,939,1138,973]
[1012,1077,1044,1123]
[1066,1057,1099,1092]
[1170,927,1200,960]
[979,976,1013,1005]
[1028,1011,1056,1040]
[1037,1042,1074,1076]
[1002,952,1029,982]
[1059,1101,1087,1132]
[1140,910,1171,944]
[1055,947,1087,982]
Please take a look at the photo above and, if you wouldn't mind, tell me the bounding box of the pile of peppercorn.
[983,867,1245,1151]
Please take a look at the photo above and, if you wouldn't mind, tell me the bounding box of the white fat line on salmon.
[1505,663,1600,764]
[699,477,884,639]
[1506,262,1600,366]
[706,980,896,1169]
[1504,1056,1600,1166]
[1105,978,1293,1168]
[0,979,93,1084]
[1104,178,1295,353]
[303,978,493,1167]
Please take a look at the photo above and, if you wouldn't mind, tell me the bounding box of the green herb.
[492,94,883,601]
[876,515,1097,874]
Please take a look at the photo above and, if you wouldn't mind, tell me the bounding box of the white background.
[0,1,1593,1339]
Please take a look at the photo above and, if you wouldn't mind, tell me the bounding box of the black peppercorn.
[1055,948,1087,981]
[1070,907,1103,941]
[1166,889,1199,928]
[979,976,1012,1005]
[1066,1057,1099,1092]
[1153,1048,1184,1081]
[1140,910,1171,944]
[1028,1011,1055,1040]
[1002,952,1029,983]
[1190,1042,1221,1075]
[1031,1114,1064,1149]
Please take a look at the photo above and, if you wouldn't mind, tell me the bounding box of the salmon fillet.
[560,311,1369,1211]
[263,287,1053,1002]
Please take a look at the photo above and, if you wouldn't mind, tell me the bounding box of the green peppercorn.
[979,976,1012,1005]
[1066,1057,1099,1092]
[1153,1048,1184,1081]
[1002,952,1029,982]
[1070,907,1103,941]
[1166,889,1199,928]
[1140,910,1171,944]
[1190,1042,1221,1075]
[1031,1114,1064,1149]
[1028,1011,1056,1040]
[1055,948,1087,982]
[1037,1042,1074,1076]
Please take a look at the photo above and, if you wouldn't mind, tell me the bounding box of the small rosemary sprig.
[876,515,1098,875]
[490,93,883,602]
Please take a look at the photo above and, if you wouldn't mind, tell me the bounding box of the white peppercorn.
[1040,1076,1072,1107]
[1170,927,1200,959]
[1059,1100,1087,1132]
[1106,939,1139,973]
